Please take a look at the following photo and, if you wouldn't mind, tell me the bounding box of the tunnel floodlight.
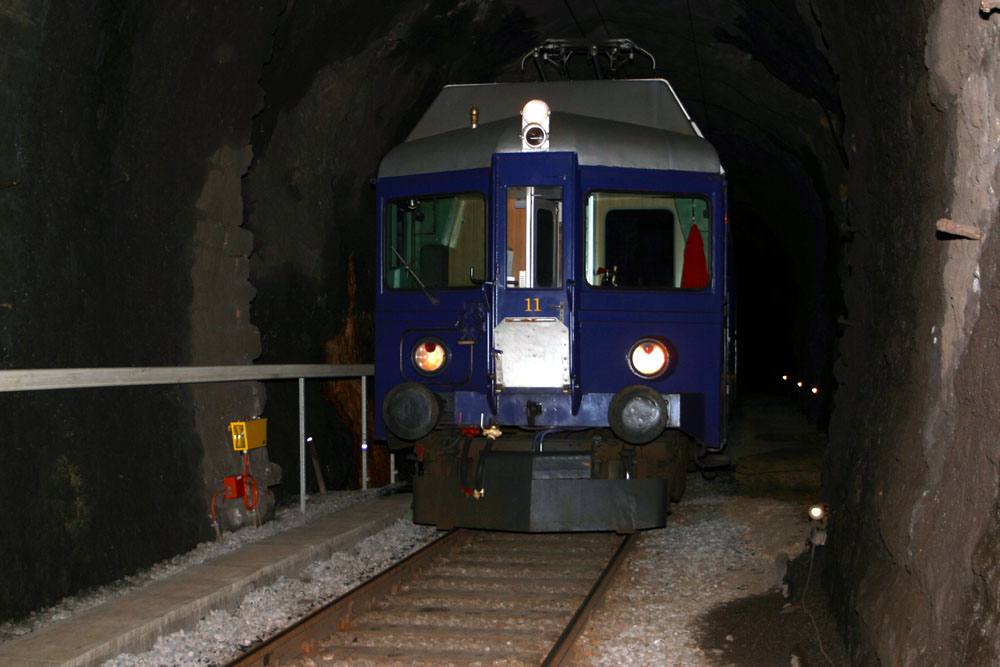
[781,374,788,381]
[809,504,824,520]
[811,387,819,395]
[796,381,803,388]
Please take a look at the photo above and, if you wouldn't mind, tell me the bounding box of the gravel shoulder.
[577,472,848,667]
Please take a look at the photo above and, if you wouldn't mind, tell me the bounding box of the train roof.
[378,80,721,179]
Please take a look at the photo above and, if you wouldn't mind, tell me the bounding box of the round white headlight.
[521,99,550,124]
[412,338,449,376]
[628,339,669,378]
[520,99,551,151]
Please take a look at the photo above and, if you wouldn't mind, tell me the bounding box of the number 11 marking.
[525,298,540,312]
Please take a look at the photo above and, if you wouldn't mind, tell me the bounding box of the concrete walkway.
[0,493,412,666]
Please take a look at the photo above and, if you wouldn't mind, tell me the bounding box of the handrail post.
[299,377,306,513]
[361,375,368,490]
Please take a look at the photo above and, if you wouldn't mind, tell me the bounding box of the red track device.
[223,475,246,499]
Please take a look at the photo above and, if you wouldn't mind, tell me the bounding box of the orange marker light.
[414,341,446,373]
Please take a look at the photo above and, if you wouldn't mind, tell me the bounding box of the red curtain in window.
[680,225,709,289]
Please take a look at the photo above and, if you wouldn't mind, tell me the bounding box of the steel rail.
[227,529,636,665]
[225,529,469,667]
[543,531,640,665]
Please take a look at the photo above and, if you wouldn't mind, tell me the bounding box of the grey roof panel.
[378,112,720,178]
[406,80,698,141]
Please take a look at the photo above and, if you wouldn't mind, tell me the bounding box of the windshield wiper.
[391,246,439,305]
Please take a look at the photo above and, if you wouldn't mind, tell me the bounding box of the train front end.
[374,80,730,532]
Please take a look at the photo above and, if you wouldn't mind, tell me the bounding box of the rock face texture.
[0,1,281,619]
[821,2,1000,663]
[3,0,1000,663]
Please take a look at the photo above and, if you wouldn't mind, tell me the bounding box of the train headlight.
[412,337,449,376]
[628,338,669,378]
[521,99,550,151]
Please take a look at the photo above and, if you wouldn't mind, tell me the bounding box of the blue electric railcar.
[374,78,732,532]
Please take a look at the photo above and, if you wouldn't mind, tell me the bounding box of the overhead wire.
[685,0,712,134]
[592,0,611,38]
[562,0,587,38]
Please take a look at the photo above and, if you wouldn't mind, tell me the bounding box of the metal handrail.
[0,364,376,511]
[0,364,372,391]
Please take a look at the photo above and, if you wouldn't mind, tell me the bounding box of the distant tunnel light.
[809,504,825,520]
[811,387,819,395]
[796,381,803,388]
[781,375,788,381]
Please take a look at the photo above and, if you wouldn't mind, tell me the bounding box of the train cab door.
[491,153,576,404]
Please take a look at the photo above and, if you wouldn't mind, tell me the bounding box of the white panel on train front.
[494,317,570,389]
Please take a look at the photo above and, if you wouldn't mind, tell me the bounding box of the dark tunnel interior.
[3,0,1000,663]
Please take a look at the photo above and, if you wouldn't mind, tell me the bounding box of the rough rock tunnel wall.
[822,1,1000,663]
[0,0,280,620]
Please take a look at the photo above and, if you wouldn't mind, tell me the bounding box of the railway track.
[228,528,638,666]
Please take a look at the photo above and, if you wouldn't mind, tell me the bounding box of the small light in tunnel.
[361,443,368,450]
[796,381,803,388]
[809,504,828,546]
[781,375,788,381]
[306,436,313,443]
[811,387,819,395]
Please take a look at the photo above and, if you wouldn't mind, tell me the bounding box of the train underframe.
[410,426,692,532]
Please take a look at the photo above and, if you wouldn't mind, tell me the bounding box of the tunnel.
[2,0,1000,663]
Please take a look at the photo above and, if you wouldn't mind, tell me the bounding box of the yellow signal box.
[230,418,267,451]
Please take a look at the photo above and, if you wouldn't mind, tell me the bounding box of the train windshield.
[584,192,711,289]
[384,193,486,290]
